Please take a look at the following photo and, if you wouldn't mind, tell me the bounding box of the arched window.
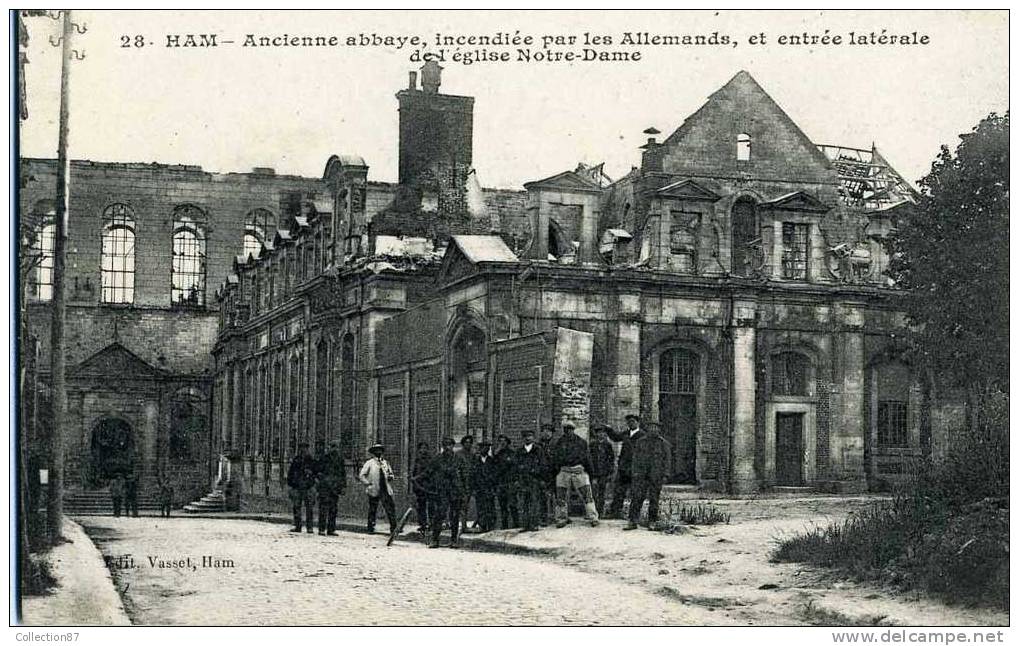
[288,353,302,455]
[772,351,812,396]
[257,364,268,455]
[171,205,207,307]
[29,221,56,301]
[660,348,699,396]
[243,208,273,259]
[339,334,355,459]
[731,198,758,277]
[314,340,330,451]
[737,133,752,161]
[659,348,700,484]
[101,204,136,304]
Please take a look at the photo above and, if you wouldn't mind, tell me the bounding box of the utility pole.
[47,10,74,544]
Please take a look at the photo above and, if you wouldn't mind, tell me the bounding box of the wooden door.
[660,394,697,484]
[775,412,804,486]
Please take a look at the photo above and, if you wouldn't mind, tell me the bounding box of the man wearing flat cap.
[426,437,469,547]
[358,443,397,535]
[287,442,318,533]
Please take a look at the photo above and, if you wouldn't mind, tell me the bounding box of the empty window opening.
[737,133,752,161]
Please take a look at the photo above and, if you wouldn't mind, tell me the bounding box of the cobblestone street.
[78,516,705,625]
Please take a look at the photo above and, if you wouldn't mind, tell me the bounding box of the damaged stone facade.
[22,66,959,513]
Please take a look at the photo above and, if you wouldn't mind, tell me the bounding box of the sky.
[17,10,1009,189]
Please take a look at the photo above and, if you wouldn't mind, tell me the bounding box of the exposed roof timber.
[816,143,918,211]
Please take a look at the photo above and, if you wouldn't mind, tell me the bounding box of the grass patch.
[774,394,1009,609]
[797,599,888,626]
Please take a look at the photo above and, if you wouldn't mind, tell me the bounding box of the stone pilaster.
[829,301,867,491]
[730,298,758,494]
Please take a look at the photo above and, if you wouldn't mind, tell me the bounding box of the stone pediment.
[438,235,518,286]
[523,170,602,194]
[70,342,167,380]
[761,191,831,213]
[656,179,722,202]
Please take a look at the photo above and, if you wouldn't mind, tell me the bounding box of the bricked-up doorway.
[659,348,698,484]
[449,324,487,440]
[89,417,135,485]
[775,412,805,486]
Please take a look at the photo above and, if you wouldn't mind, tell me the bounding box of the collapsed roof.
[816,144,918,212]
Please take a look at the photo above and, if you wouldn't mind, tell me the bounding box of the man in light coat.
[358,443,397,535]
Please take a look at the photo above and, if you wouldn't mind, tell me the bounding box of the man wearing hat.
[515,428,548,532]
[287,442,318,533]
[605,413,645,519]
[358,443,397,535]
[470,440,499,532]
[550,423,599,527]
[588,424,617,517]
[426,437,469,547]
[315,441,346,536]
[625,421,672,530]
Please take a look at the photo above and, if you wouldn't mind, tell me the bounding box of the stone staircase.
[65,489,163,515]
[183,488,226,513]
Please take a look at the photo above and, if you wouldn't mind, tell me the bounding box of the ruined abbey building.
[21,64,958,514]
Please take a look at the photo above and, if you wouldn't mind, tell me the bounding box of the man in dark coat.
[515,429,548,532]
[287,442,318,533]
[110,474,125,518]
[588,424,616,517]
[124,473,139,517]
[625,422,673,530]
[409,441,433,532]
[492,434,519,529]
[470,441,499,532]
[457,435,476,532]
[426,437,469,548]
[537,423,556,525]
[157,479,174,518]
[315,442,346,535]
[606,413,645,519]
[550,423,599,527]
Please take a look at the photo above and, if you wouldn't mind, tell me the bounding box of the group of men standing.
[286,441,348,535]
[285,413,675,544]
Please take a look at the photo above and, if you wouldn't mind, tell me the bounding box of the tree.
[885,112,1009,420]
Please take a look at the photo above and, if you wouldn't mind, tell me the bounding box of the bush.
[773,397,1009,609]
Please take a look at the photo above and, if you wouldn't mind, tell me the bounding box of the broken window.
[781,222,809,280]
[737,133,751,161]
[772,352,811,396]
[669,211,700,273]
[731,199,757,276]
[244,208,272,258]
[101,204,136,304]
[171,206,207,307]
[29,221,55,301]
